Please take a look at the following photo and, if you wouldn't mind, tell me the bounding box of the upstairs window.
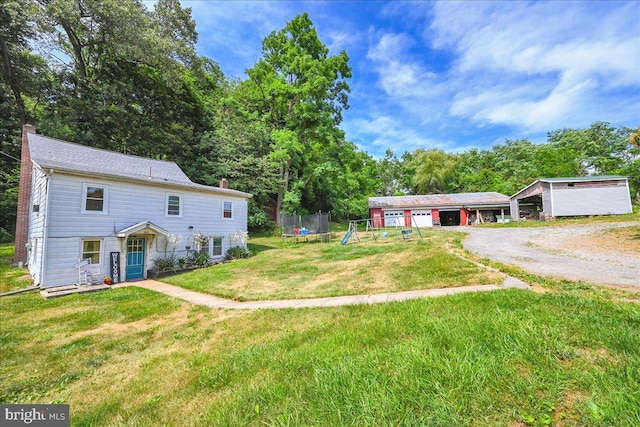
[82,184,108,213]
[166,194,181,216]
[223,201,233,219]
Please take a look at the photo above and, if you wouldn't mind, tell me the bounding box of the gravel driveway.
[456,223,640,288]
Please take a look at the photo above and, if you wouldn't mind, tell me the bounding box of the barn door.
[412,210,433,227]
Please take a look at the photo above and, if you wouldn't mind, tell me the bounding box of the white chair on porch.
[76,258,102,285]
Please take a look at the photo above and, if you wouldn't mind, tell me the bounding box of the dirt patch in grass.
[34,306,96,322]
[66,307,194,342]
[556,225,640,256]
[579,347,619,365]
[555,390,588,426]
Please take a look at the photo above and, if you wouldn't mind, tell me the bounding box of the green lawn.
[2,243,640,426]
[0,244,32,294]
[161,230,502,301]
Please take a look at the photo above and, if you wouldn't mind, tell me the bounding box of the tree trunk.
[59,19,88,80]
[0,32,26,125]
[275,161,291,224]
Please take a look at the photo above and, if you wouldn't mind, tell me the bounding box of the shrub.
[152,256,176,272]
[195,252,210,267]
[0,227,13,243]
[224,246,250,260]
[248,210,273,233]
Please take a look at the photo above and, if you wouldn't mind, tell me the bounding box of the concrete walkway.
[112,240,530,310]
[114,279,526,310]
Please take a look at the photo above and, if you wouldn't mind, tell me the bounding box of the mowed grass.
[0,244,33,294]
[1,277,639,426]
[162,230,502,301]
[3,231,640,427]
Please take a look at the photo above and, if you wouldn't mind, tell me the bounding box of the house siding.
[26,166,49,284]
[40,173,249,288]
[549,181,632,216]
[542,182,553,218]
[509,199,519,221]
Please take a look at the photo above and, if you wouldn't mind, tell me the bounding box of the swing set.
[340,214,423,245]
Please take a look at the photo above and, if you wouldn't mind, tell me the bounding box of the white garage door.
[411,210,433,228]
[384,211,405,227]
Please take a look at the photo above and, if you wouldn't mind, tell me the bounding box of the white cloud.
[344,113,449,157]
[427,0,640,131]
[365,31,447,123]
[185,0,299,77]
[170,0,639,155]
[369,32,442,97]
[325,30,352,54]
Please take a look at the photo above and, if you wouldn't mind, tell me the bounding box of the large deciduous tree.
[1,0,51,239]
[549,122,639,197]
[246,13,352,220]
[33,0,211,160]
[410,149,459,194]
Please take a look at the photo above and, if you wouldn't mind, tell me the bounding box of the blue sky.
[166,0,640,158]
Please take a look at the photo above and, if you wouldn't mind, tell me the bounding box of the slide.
[340,230,352,245]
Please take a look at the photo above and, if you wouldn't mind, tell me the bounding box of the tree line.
[383,122,639,198]
[1,0,638,240]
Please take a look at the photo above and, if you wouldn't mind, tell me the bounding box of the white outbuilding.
[510,176,633,221]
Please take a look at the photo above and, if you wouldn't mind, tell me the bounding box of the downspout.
[40,170,53,288]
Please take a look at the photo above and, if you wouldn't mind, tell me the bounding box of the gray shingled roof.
[28,133,252,198]
[369,192,510,209]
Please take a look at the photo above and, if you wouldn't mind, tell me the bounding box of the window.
[212,237,223,257]
[166,194,181,216]
[82,240,102,264]
[82,184,108,213]
[223,201,233,219]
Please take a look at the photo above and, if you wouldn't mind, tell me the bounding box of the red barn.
[369,193,511,227]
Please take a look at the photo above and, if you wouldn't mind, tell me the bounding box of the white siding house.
[18,129,252,288]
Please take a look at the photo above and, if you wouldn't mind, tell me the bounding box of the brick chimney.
[14,124,36,265]
[220,178,228,189]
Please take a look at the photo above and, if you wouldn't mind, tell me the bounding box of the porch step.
[40,284,111,299]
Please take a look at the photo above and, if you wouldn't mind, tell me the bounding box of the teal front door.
[126,237,146,280]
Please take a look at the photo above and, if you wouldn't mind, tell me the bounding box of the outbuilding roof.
[538,176,628,183]
[28,133,252,198]
[369,192,511,209]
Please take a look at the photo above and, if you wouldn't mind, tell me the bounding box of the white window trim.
[211,236,224,258]
[81,238,103,266]
[81,183,109,214]
[165,192,183,217]
[222,200,233,220]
